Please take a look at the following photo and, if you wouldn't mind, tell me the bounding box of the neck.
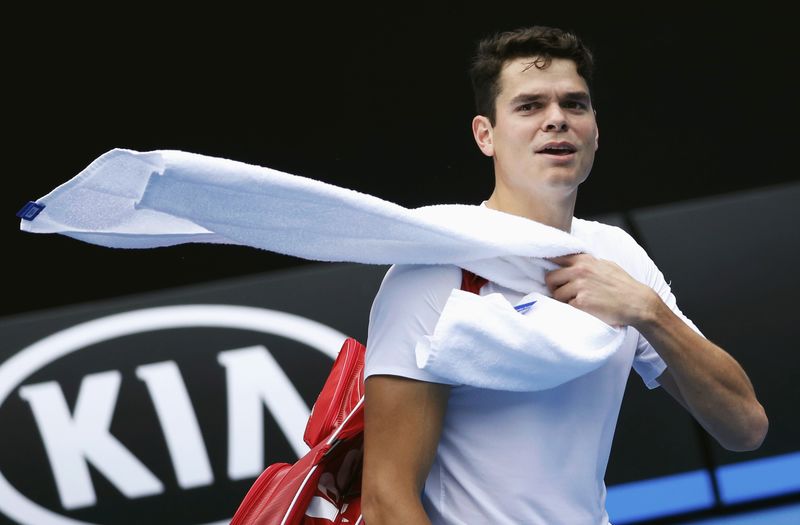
[485,185,577,233]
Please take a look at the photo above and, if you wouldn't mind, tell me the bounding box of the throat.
[484,190,575,233]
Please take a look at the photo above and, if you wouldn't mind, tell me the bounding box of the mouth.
[536,142,577,156]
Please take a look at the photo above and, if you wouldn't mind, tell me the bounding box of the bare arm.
[362,375,450,524]
[546,254,768,451]
[637,305,767,450]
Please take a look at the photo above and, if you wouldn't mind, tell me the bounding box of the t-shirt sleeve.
[629,238,705,389]
[365,264,462,384]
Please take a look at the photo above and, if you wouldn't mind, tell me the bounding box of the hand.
[545,253,658,328]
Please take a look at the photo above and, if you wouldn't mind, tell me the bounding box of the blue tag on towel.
[16,201,46,221]
[514,301,536,314]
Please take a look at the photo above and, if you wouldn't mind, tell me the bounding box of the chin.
[544,170,586,189]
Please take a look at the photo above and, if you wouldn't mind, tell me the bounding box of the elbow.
[722,403,769,452]
[744,404,769,451]
[362,479,422,524]
[361,484,390,524]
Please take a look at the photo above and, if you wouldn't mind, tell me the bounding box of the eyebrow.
[508,91,591,105]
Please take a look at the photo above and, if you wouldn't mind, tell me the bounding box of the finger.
[544,266,576,291]
[551,280,579,304]
[547,254,581,267]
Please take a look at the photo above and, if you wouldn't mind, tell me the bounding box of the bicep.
[363,374,450,496]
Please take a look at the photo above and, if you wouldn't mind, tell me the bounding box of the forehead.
[497,56,589,100]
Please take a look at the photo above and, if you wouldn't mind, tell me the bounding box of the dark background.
[3,6,799,523]
[5,4,797,318]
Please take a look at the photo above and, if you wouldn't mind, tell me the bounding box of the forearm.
[545,254,767,450]
[635,293,768,450]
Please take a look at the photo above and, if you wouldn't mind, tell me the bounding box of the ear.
[593,110,600,151]
[472,115,494,157]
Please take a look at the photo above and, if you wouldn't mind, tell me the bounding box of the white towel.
[415,290,625,390]
[19,148,588,293]
[19,148,625,390]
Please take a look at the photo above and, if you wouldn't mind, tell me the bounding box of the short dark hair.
[469,26,595,123]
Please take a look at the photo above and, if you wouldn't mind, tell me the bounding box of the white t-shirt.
[365,217,702,525]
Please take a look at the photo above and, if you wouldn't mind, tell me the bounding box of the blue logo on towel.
[514,301,536,314]
[16,201,45,221]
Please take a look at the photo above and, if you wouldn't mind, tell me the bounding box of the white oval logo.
[0,304,347,525]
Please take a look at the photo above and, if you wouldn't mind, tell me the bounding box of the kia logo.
[0,304,347,525]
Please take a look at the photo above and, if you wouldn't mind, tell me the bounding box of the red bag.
[230,270,487,525]
[230,337,366,525]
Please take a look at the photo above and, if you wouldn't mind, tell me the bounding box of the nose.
[542,104,568,132]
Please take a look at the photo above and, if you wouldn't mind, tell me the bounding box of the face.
[473,57,599,196]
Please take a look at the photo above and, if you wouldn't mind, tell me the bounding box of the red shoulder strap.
[460,268,488,295]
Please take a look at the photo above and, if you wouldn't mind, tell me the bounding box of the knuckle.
[572,294,586,308]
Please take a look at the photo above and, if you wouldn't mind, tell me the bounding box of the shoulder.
[376,264,462,300]
[572,218,653,280]
[366,264,462,383]
[371,264,462,317]
[572,217,639,248]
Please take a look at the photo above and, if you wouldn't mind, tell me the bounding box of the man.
[361,26,767,524]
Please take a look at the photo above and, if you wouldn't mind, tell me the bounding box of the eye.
[516,102,540,112]
[563,100,588,110]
